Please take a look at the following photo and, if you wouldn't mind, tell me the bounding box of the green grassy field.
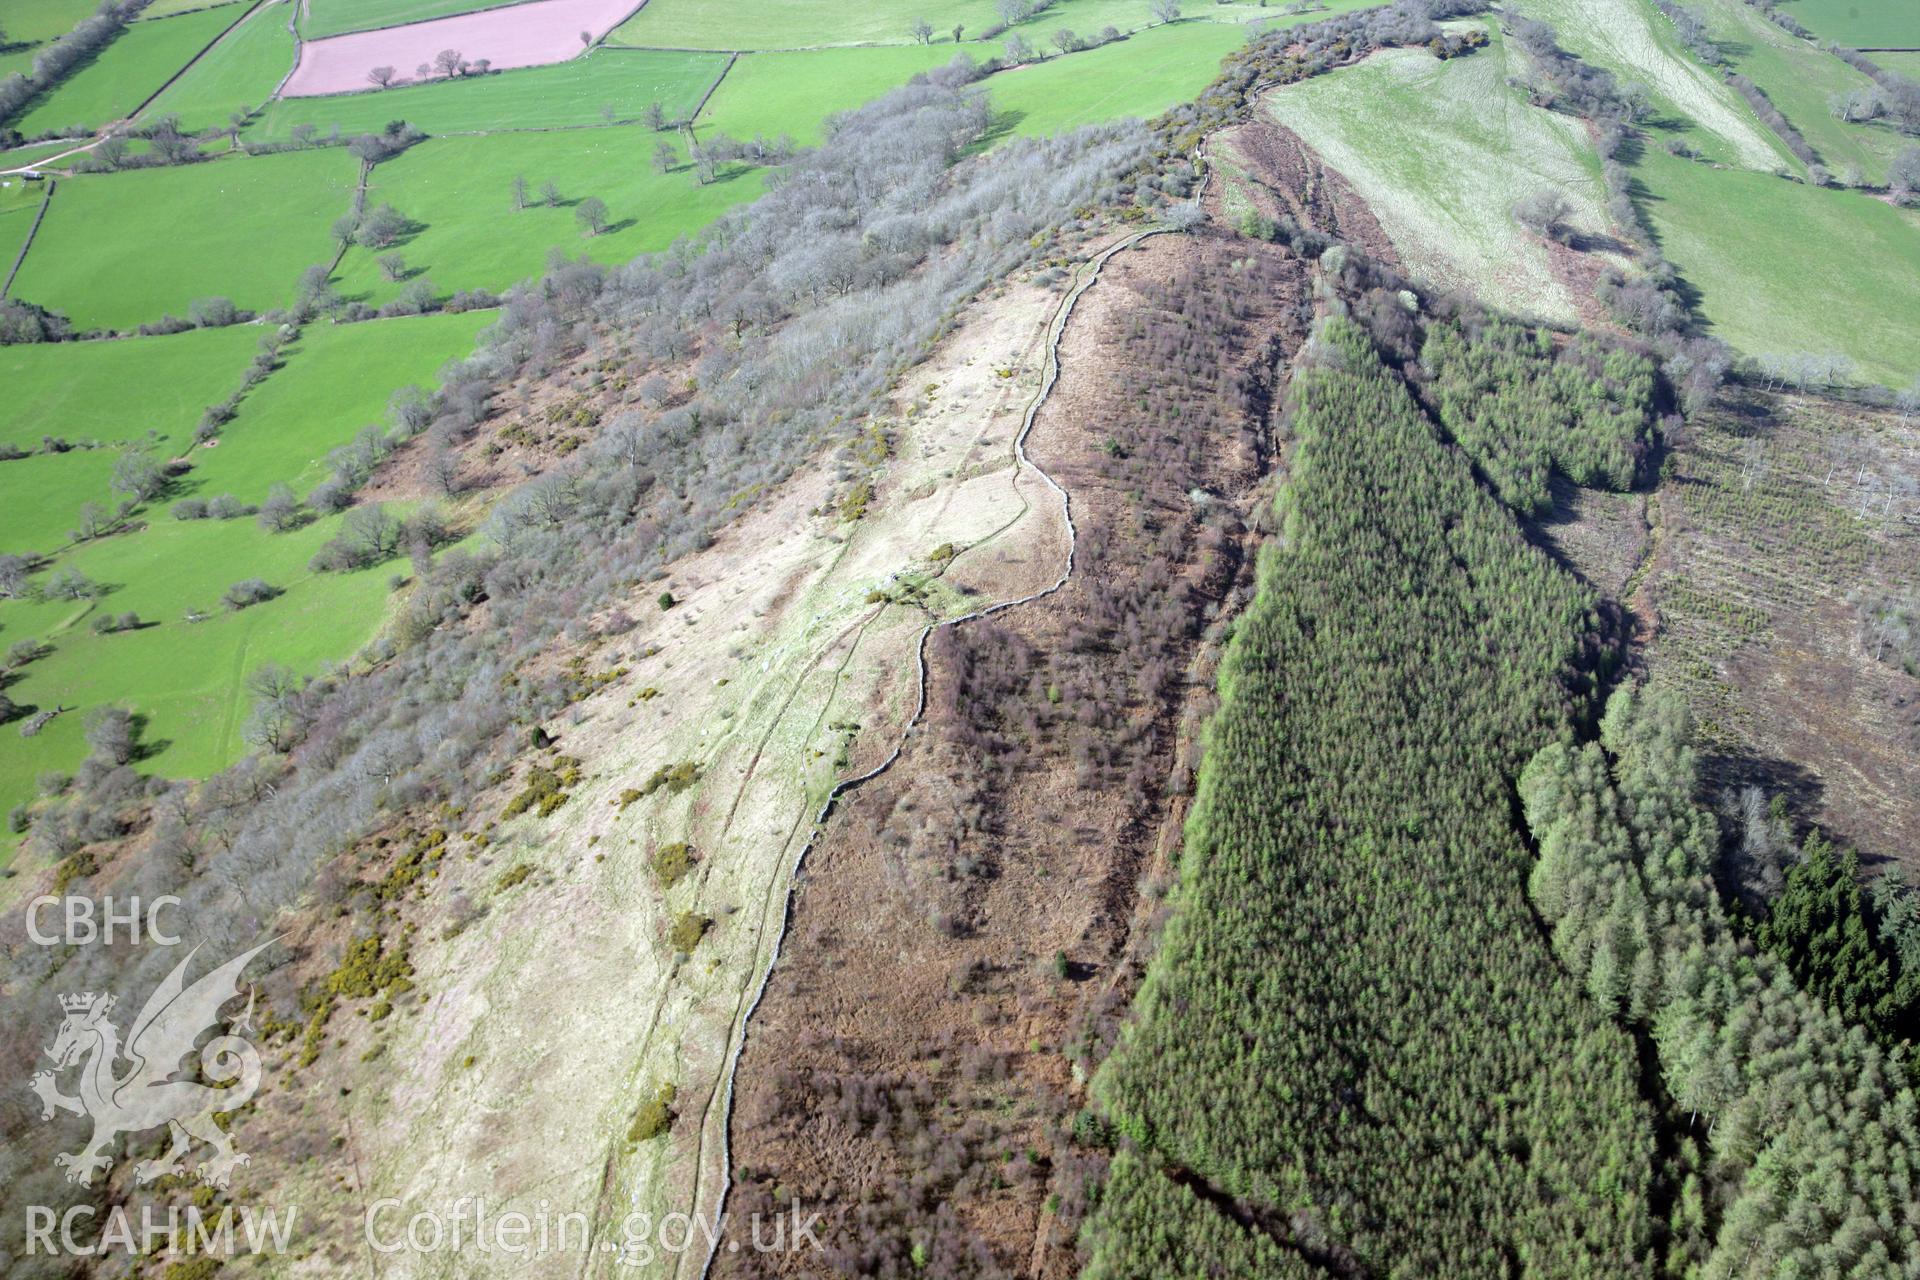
[609,0,1009,49]
[12,3,248,136]
[246,47,728,140]
[1876,51,1920,77]
[186,310,493,500]
[145,0,297,133]
[1269,28,1621,325]
[0,324,249,571]
[301,0,537,40]
[330,128,766,305]
[0,310,491,857]
[1775,0,1920,47]
[8,147,355,330]
[1,0,99,45]
[697,45,954,144]
[0,450,120,553]
[0,138,87,167]
[607,0,1294,50]
[0,324,257,456]
[1686,0,1899,184]
[0,510,403,845]
[1637,147,1920,382]
[142,0,253,16]
[1513,0,1794,173]
[0,46,38,82]
[0,175,43,284]
[983,20,1249,138]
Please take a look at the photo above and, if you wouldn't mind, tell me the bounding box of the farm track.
[679,220,1181,1280]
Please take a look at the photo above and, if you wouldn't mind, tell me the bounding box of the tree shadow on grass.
[964,109,1026,156]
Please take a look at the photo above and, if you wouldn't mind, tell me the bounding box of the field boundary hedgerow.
[122,0,261,124]
[0,177,54,297]
[684,48,734,123]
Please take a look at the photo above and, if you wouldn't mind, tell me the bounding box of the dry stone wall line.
[683,220,1179,1280]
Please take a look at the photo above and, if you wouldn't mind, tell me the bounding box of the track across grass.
[145,0,298,132]
[1513,0,1793,172]
[11,3,249,136]
[331,127,766,305]
[1269,29,1622,325]
[0,139,88,168]
[301,0,541,40]
[8,147,355,330]
[1636,146,1920,383]
[247,46,726,139]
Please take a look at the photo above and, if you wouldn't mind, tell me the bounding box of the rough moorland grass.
[1774,0,1920,47]
[1513,0,1792,172]
[0,509,403,850]
[330,127,766,305]
[1637,147,1920,382]
[1687,0,1897,184]
[301,0,537,40]
[1270,31,1623,325]
[187,310,493,500]
[145,0,298,132]
[246,47,727,139]
[0,323,258,455]
[8,147,355,329]
[12,4,248,136]
[1,0,99,46]
[697,45,955,144]
[983,20,1249,139]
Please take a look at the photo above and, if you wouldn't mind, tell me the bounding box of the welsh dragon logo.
[29,942,271,1188]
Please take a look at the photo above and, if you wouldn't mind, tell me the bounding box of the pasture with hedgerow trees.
[0,0,1916,1276]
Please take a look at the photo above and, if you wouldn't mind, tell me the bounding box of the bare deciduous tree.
[368,65,395,88]
[575,195,609,236]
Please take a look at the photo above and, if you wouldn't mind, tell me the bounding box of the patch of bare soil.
[1643,387,1920,872]
[1534,470,1652,601]
[1216,116,1399,266]
[712,230,1316,1278]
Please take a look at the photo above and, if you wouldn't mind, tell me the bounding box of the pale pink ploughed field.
[283,0,639,95]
